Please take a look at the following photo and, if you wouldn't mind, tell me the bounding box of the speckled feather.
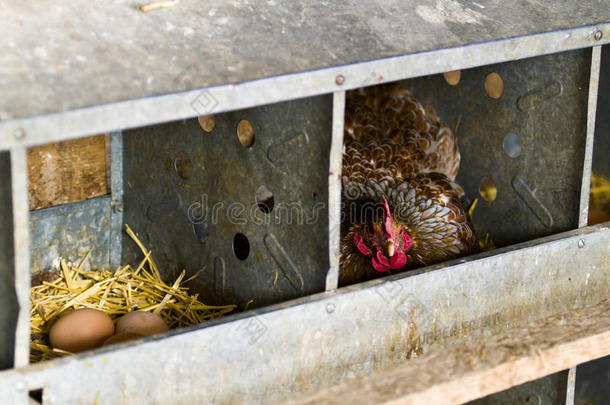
[343,83,461,188]
[340,84,477,286]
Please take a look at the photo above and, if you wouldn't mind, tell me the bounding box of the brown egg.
[49,308,114,353]
[116,311,169,336]
[103,332,143,346]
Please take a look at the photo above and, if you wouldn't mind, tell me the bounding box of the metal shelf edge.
[0,23,608,150]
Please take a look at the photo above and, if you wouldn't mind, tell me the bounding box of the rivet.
[326,303,335,314]
[335,75,345,86]
[14,127,26,140]
[594,30,603,41]
[578,239,585,248]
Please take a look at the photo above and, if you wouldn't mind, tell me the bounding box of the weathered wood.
[27,134,109,210]
[285,299,610,405]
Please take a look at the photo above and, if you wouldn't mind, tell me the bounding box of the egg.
[49,308,114,353]
[116,311,168,336]
[103,332,143,346]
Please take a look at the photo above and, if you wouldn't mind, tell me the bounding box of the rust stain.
[405,309,423,360]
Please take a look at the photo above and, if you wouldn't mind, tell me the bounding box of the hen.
[339,83,477,286]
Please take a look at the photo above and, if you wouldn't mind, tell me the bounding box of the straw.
[30,225,236,363]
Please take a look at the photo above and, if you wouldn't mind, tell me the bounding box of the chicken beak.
[387,240,395,257]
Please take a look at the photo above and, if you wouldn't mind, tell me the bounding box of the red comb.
[382,198,392,236]
[390,251,407,269]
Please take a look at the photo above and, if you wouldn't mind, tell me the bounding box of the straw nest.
[30,224,236,363]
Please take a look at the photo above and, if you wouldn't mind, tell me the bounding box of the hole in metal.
[503,132,522,158]
[485,72,504,99]
[479,177,498,203]
[443,70,461,86]
[198,115,215,132]
[29,388,43,404]
[255,185,274,213]
[174,151,193,179]
[233,233,250,260]
[237,120,255,147]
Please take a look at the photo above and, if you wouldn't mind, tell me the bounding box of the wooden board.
[27,134,109,210]
[285,299,610,405]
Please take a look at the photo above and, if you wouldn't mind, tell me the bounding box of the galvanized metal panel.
[0,152,17,370]
[1,1,609,122]
[10,147,30,368]
[0,20,608,149]
[566,44,603,405]
[29,196,112,273]
[326,91,345,291]
[471,46,603,405]
[122,95,331,308]
[578,46,603,228]
[403,49,590,247]
[109,132,124,268]
[575,43,610,405]
[0,224,607,404]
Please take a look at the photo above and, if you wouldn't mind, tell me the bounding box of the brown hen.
[339,83,477,286]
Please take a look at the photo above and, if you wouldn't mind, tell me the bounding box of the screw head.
[13,127,26,140]
[326,303,335,314]
[335,75,345,86]
[578,239,585,248]
[594,30,603,41]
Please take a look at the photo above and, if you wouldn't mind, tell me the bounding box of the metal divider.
[109,131,124,268]
[326,91,345,291]
[567,44,603,405]
[1,25,607,151]
[578,45,603,227]
[10,147,30,369]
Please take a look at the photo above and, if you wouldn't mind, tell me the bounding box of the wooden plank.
[285,299,610,405]
[27,134,109,210]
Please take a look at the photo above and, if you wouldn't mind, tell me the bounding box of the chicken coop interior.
[0,2,609,404]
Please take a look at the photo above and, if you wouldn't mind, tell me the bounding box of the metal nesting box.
[0,1,609,404]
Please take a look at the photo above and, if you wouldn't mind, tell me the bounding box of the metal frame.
[326,91,345,291]
[109,131,124,268]
[579,46,603,228]
[566,45,604,405]
[0,24,607,151]
[1,224,608,404]
[0,11,608,405]
[9,147,30,369]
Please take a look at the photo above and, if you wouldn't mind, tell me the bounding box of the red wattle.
[375,250,390,267]
[354,232,372,255]
[390,251,407,269]
[371,256,390,272]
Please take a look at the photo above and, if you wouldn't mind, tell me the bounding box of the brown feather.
[340,83,476,286]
